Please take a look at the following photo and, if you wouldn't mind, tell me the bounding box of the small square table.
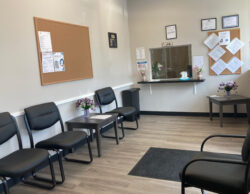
[208,95,250,127]
[66,113,119,157]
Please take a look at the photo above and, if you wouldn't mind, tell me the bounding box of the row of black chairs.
[0,87,139,193]
[0,102,93,194]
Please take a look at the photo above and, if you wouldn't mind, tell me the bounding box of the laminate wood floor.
[11,115,248,194]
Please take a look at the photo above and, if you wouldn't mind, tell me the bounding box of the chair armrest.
[201,134,246,152]
[181,157,248,183]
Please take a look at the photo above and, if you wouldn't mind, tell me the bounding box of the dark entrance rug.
[129,147,197,182]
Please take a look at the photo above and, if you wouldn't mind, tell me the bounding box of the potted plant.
[217,81,238,97]
[138,69,146,81]
[193,65,203,80]
[152,62,163,79]
[76,98,95,117]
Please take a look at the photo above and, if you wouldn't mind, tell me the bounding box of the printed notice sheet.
[227,57,243,73]
[42,52,54,73]
[223,16,238,28]
[226,38,244,55]
[90,115,112,120]
[53,52,65,72]
[193,56,204,69]
[211,59,227,75]
[202,19,216,31]
[166,25,176,39]
[204,33,220,49]
[136,47,146,60]
[219,31,230,45]
[38,31,52,52]
[208,45,226,61]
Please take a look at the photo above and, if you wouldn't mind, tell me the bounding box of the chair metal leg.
[201,189,206,194]
[181,181,185,194]
[33,151,65,184]
[101,123,125,140]
[64,137,93,164]
[22,156,56,190]
[2,177,10,194]
[119,118,139,130]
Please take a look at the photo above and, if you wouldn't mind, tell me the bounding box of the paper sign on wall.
[204,33,220,49]
[219,31,230,45]
[208,45,226,61]
[137,60,147,71]
[38,31,52,52]
[227,57,243,73]
[53,52,65,72]
[136,47,146,60]
[42,52,54,73]
[226,38,244,55]
[193,56,204,68]
[211,59,227,75]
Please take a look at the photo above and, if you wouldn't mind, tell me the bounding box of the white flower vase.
[84,109,90,118]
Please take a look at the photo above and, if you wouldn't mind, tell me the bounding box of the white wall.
[128,0,250,113]
[0,0,132,113]
[0,0,133,157]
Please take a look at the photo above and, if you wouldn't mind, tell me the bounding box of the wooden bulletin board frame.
[34,17,93,85]
[208,28,241,75]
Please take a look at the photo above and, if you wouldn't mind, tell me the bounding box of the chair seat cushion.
[181,152,246,194]
[108,107,136,117]
[0,149,48,178]
[36,131,87,150]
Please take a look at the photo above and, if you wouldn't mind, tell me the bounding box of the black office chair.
[95,87,139,140]
[24,102,93,184]
[0,112,56,194]
[180,127,250,194]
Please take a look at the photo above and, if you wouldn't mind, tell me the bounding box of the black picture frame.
[201,18,217,31]
[222,15,239,29]
[108,32,118,48]
[165,24,177,40]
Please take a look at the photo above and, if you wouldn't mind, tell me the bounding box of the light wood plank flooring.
[11,115,248,194]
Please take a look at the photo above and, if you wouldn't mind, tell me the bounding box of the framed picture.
[201,18,217,31]
[222,15,239,29]
[108,32,118,48]
[165,25,177,40]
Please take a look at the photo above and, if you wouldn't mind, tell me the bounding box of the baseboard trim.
[140,111,248,118]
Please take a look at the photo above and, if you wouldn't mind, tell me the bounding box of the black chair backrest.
[24,102,64,148]
[25,102,62,131]
[242,126,250,161]
[0,112,22,149]
[95,87,118,113]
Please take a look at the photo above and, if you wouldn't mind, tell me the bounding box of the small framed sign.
[165,24,177,40]
[108,32,118,48]
[222,15,239,29]
[201,18,217,31]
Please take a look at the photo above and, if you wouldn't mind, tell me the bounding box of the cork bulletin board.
[208,28,241,75]
[34,17,93,86]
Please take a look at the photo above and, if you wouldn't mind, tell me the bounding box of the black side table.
[208,95,250,127]
[66,113,119,157]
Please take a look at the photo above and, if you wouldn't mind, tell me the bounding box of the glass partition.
[150,44,192,79]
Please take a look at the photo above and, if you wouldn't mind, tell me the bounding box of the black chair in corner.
[180,127,250,194]
[0,112,56,194]
[95,87,139,140]
[24,102,93,184]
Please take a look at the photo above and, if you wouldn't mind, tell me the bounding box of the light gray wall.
[128,0,250,112]
[0,0,133,113]
[0,0,133,157]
